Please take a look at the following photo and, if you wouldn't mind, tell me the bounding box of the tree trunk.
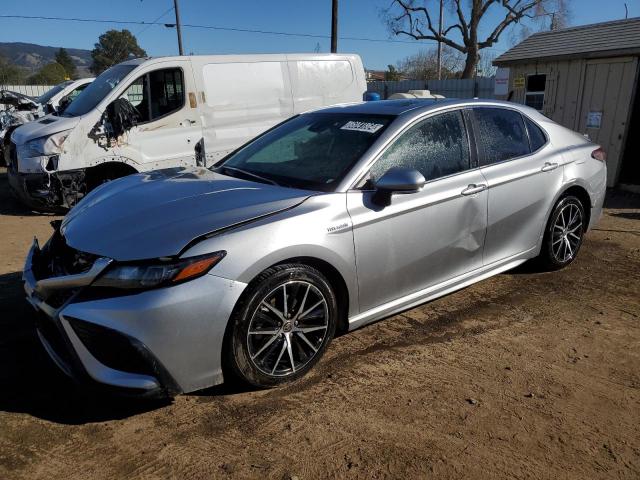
[461,48,479,79]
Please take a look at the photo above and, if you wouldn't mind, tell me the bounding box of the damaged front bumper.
[23,237,182,398]
[7,162,86,211]
[23,228,247,397]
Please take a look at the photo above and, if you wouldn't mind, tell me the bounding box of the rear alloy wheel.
[225,264,337,387]
[539,195,586,270]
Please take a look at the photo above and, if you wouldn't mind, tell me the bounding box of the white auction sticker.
[340,121,384,133]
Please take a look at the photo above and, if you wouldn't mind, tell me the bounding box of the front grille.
[35,228,98,281]
[67,317,156,377]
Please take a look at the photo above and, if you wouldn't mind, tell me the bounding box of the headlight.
[92,251,226,290]
[22,130,71,157]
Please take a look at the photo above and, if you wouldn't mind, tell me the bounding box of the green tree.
[384,65,401,81]
[28,62,67,85]
[0,56,27,84]
[55,48,77,79]
[90,29,147,75]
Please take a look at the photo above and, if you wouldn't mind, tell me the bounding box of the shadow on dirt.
[0,272,169,424]
[604,188,640,209]
[610,211,640,221]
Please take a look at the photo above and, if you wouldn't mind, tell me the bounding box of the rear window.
[524,116,547,152]
[473,107,529,165]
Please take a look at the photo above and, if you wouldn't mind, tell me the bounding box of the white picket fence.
[367,77,495,99]
[0,84,54,97]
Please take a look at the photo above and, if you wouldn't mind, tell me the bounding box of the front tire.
[224,264,337,388]
[538,195,586,270]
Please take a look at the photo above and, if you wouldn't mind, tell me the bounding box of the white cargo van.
[8,53,366,209]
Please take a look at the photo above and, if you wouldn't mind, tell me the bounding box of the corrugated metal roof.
[494,17,640,64]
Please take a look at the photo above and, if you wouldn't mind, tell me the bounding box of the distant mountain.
[0,42,92,76]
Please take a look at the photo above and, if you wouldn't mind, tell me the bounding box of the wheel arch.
[558,183,592,230]
[86,161,139,188]
[269,256,350,334]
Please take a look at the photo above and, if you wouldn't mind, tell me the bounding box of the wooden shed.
[494,18,640,188]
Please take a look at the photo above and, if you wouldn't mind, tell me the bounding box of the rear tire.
[538,195,586,270]
[224,264,337,388]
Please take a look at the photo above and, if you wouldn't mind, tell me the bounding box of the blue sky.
[0,0,638,69]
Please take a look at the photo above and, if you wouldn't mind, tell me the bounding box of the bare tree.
[510,0,570,45]
[396,46,463,79]
[384,0,570,79]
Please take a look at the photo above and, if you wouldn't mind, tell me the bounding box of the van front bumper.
[23,238,247,397]
[7,164,86,211]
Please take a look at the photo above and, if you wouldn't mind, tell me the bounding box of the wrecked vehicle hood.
[60,167,314,261]
[0,90,39,110]
[11,115,80,145]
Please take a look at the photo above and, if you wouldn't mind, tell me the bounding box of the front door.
[347,109,488,313]
[116,62,202,170]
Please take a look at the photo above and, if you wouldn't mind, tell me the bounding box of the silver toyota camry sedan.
[23,99,607,397]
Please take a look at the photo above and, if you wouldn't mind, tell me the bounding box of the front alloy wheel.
[248,281,329,376]
[225,264,337,387]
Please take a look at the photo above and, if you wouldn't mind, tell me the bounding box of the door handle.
[180,119,196,126]
[461,183,487,196]
[541,162,559,172]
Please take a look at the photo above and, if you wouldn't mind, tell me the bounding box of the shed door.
[576,57,638,186]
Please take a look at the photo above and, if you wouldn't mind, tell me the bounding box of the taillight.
[591,147,606,162]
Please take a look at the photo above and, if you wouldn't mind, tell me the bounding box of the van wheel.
[538,195,585,270]
[224,264,337,388]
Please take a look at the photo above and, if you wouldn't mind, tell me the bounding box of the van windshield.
[61,64,136,117]
[217,113,394,192]
[35,81,72,105]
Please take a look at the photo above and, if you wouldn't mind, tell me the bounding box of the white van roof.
[119,53,362,67]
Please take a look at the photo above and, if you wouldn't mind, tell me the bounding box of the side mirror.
[372,167,425,206]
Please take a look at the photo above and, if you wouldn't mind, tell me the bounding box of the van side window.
[473,107,529,165]
[524,116,547,152]
[121,68,184,124]
[370,110,470,182]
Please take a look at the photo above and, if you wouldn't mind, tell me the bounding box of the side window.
[370,111,470,182]
[120,68,184,124]
[148,68,184,119]
[59,84,89,111]
[473,108,529,165]
[121,76,148,122]
[64,83,89,103]
[524,116,547,152]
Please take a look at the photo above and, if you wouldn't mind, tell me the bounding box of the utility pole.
[436,0,443,80]
[331,0,338,53]
[173,0,184,56]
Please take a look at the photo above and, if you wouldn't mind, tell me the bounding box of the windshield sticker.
[340,121,384,133]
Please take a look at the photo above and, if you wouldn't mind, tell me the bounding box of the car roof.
[316,98,458,115]
[314,98,541,118]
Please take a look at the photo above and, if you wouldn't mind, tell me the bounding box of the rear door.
[287,58,360,113]
[191,59,294,165]
[347,109,488,312]
[472,107,563,266]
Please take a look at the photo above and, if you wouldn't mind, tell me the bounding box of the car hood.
[11,114,79,145]
[61,167,314,261]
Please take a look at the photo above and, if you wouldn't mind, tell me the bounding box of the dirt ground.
[0,167,638,480]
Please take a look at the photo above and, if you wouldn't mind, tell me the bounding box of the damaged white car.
[7,53,366,211]
[1,79,93,164]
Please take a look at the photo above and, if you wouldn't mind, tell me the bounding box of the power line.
[136,6,175,36]
[0,14,506,53]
